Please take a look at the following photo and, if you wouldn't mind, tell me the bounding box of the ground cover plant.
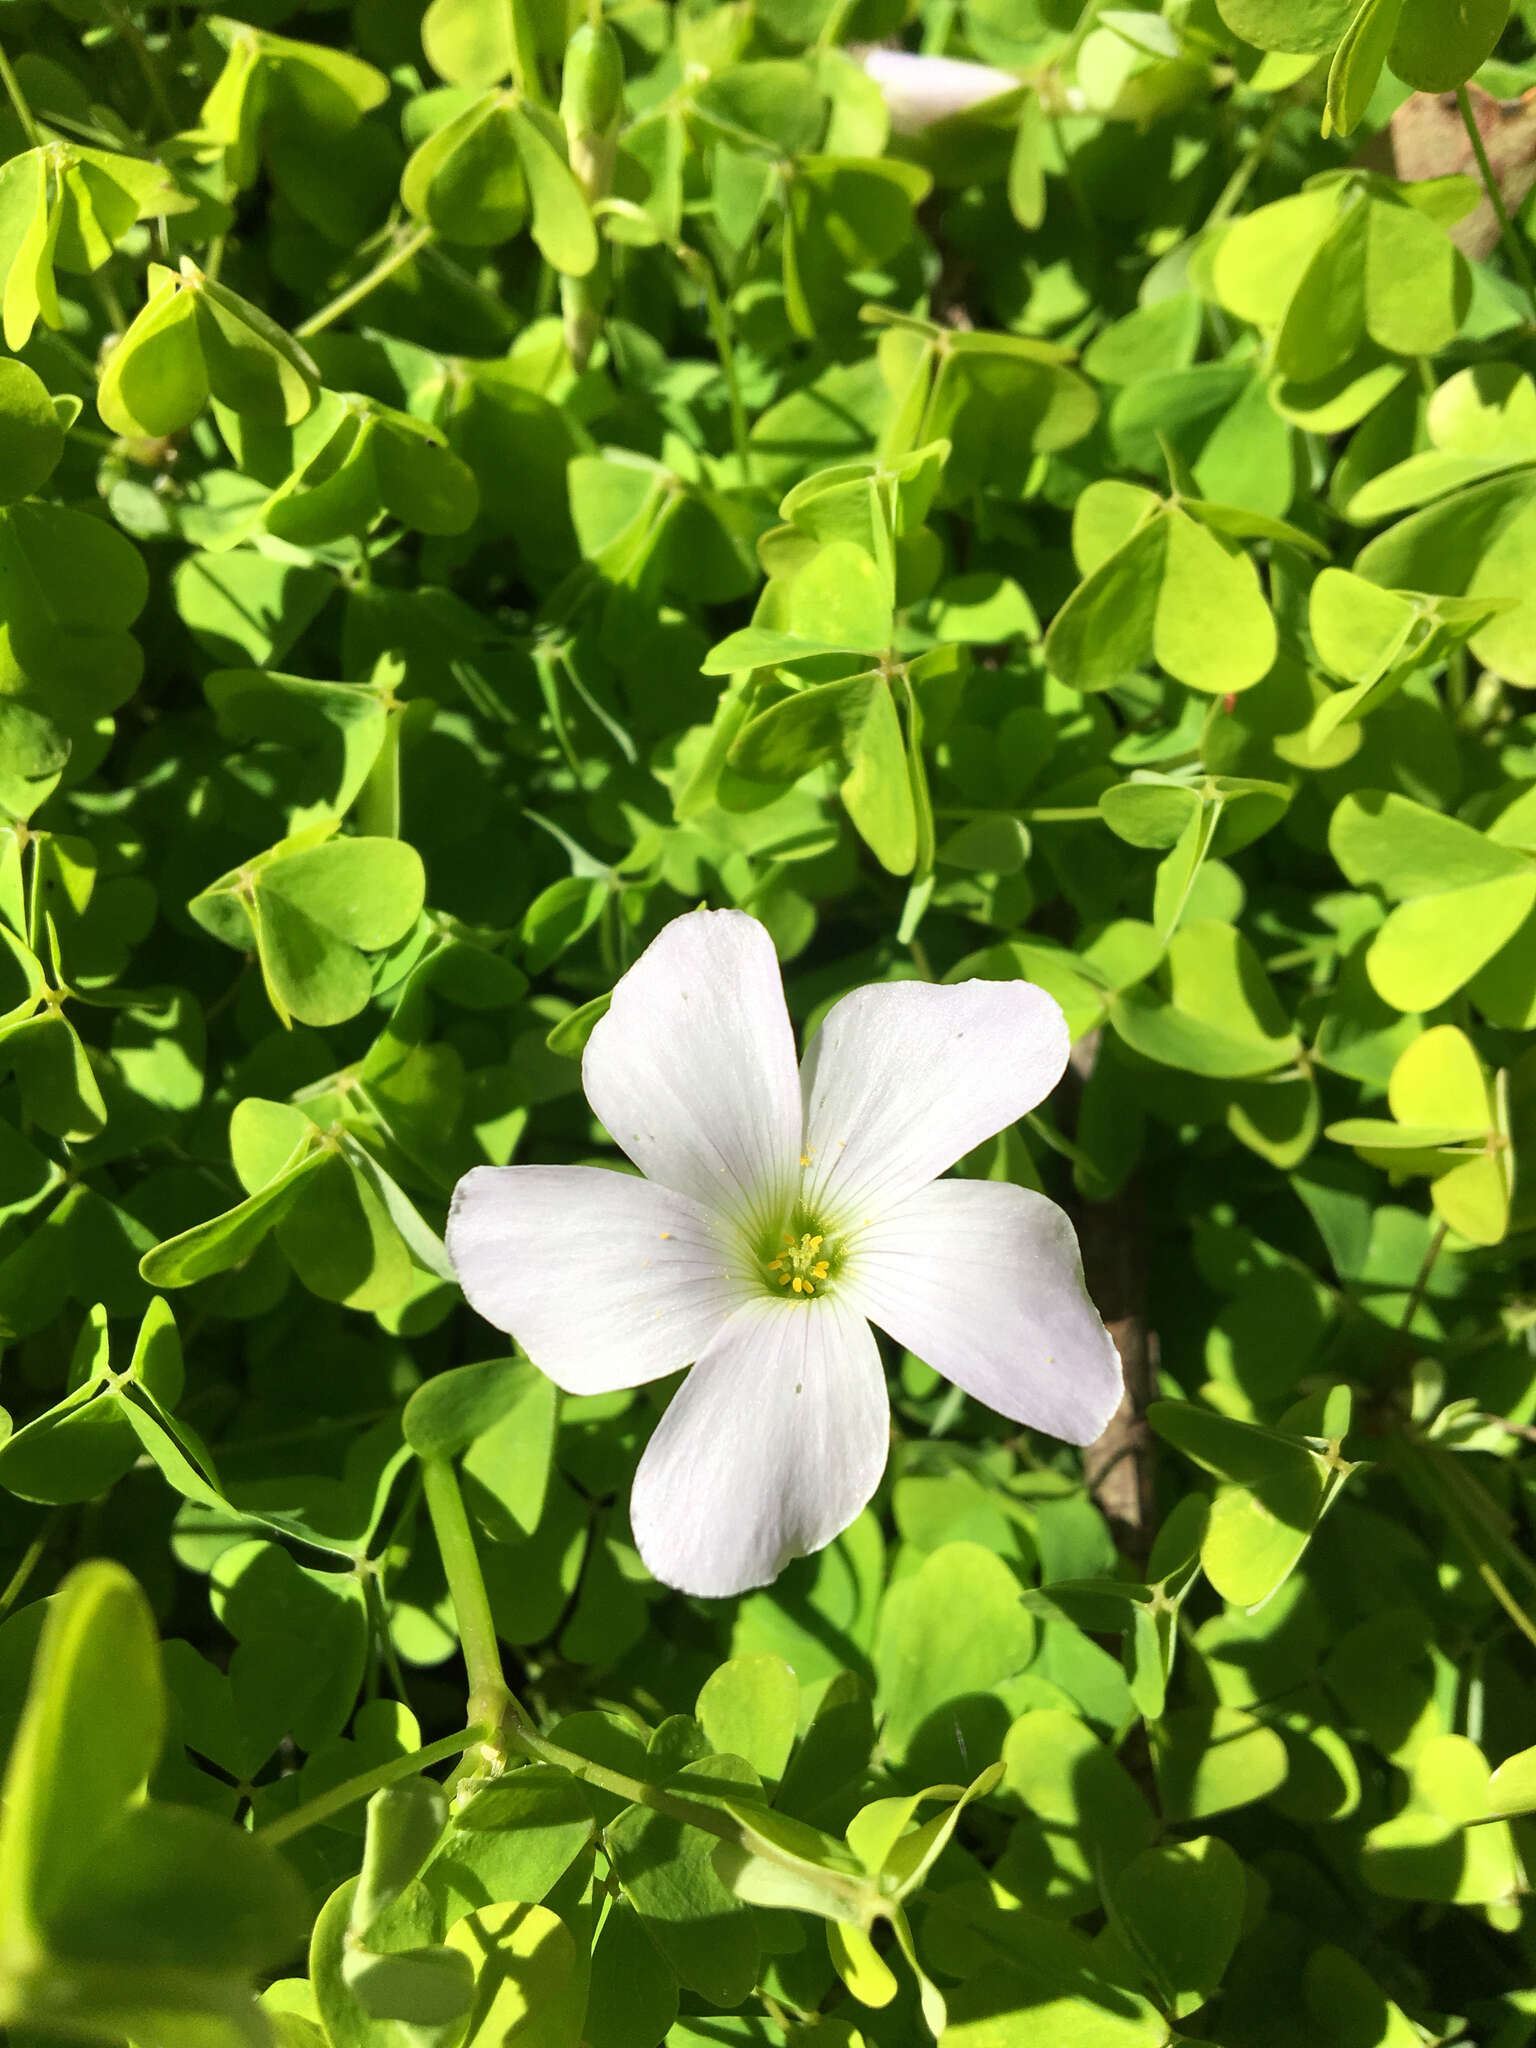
[4,0,1536,2041]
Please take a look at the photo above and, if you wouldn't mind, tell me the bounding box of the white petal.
[844,1179,1122,1445]
[800,979,1069,1223]
[582,907,802,1232]
[629,1295,889,1597]
[858,47,1020,133]
[446,1165,747,1395]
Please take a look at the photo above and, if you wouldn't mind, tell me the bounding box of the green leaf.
[1303,1947,1423,2048]
[694,1656,798,1789]
[606,1756,760,2006]
[999,1709,1154,1916]
[421,1768,595,1925]
[0,1379,138,1505]
[787,539,894,653]
[173,550,332,667]
[0,699,69,821]
[1326,0,1403,136]
[0,1560,164,1950]
[1111,921,1299,1078]
[873,1542,1035,1769]
[1329,791,1536,1010]
[97,275,207,439]
[840,674,917,875]
[1216,0,1359,54]
[43,1801,308,1974]
[402,95,528,245]
[584,1897,678,2048]
[1151,1705,1289,1821]
[0,357,65,504]
[1486,1742,1536,1818]
[1362,1734,1524,1903]
[1047,498,1275,696]
[504,101,598,276]
[404,1355,536,1459]
[421,0,516,85]
[0,1011,108,1141]
[138,1130,327,1287]
[1389,0,1508,90]
[1107,1836,1246,2016]
[1354,467,1536,688]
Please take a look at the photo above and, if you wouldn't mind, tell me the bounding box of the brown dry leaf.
[1355,84,1536,258]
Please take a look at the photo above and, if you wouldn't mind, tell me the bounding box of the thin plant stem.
[1207,98,1288,230]
[1456,84,1536,323]
[814,0,860,49]
[254,1724,488,1847]
[0,37,41,148]
[406,1458,874,1908]
[0,1511,59,1619]
[296,223,434,339]
[358,1557,412,1712]
[1418,1457,1536,1655]
[1399,1217,1448,1336]
[503,1718,872,1909]
[104,0,176,132]
[680,247,754,483]
[505,0,545,104]
[420,1454,516,1743]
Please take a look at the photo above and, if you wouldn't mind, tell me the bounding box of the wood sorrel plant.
[1,0,1536,2042]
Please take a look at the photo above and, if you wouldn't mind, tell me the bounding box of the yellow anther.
[764,1225,840,1300]
[660,1231,671,1240]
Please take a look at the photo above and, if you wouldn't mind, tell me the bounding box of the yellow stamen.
[763,1226,841,1301]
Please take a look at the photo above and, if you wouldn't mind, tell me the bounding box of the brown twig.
[1064,1030,1157,1562]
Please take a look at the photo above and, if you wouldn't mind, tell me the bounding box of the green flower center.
[758,1214,846,1300]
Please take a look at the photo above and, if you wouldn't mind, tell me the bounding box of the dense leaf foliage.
[1,0,1536,2044]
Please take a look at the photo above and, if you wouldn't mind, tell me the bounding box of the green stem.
[814,0,860,49]
[420,1454,516,1745]
[506,0,545,103]
[358,1556,412,1710]
[296,224,435,339]
[254,1724,487,1848]
[503,1719,872,1911]
[1414,1456,1536,1655]
[1455,84,1536,324]
[104,0,176,133]
[680,246,754,484]
[1398,1217,1447,1337]
[355,710,401,837]
[933,804,1103,822]
[0,1510,59,1619]
[1207,98,1288,230]
[0,37,40,149]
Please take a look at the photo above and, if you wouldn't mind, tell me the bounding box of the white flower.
[447,908,1122,1598]
[855,47,1022,134]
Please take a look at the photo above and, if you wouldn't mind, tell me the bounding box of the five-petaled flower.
[447,908,1122,1597]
